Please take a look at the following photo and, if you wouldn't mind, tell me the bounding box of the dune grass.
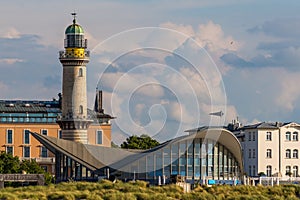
[0,179,299,199]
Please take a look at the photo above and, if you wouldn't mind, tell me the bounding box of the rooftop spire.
[71,12,77,24]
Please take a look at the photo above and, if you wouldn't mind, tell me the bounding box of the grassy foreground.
[0,179,299,200]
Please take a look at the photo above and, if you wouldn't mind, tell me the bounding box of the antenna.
[71,12,77,24]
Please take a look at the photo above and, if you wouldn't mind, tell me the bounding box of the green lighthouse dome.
[65,19,84,35]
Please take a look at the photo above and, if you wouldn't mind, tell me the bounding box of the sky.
[1,0,300,143]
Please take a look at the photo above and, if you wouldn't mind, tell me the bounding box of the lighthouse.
[57,13,92,143]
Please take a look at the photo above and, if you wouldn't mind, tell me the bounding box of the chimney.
[94,89,104,113]
[98,90,104,113]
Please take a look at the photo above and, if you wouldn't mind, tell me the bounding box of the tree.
[0,151,20,173]
[0,151,53,184]
[121,134,160,150]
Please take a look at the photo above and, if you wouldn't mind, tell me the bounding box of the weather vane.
[71,12,77,24]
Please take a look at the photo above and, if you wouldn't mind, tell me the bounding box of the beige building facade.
[234,122,300,178]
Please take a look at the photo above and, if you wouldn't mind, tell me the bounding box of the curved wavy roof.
[31,127,243,175]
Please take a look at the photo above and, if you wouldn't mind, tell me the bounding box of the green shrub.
[47,191,75,200]
[0,192,18,200]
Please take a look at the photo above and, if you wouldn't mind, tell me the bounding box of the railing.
[35,157,55,163]
[0,174,44,188]
[59,50,90,59]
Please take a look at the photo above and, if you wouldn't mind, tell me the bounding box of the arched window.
[286,132,291,141]
[293,132,298,141]
[286,149,291,158]
[293,166,298,177]
[266,132,272,141]
[266,165,272,177]
[79,68,83,77]
[286,166,291,176]
[266,149,272,158]
[293,149,298,159]
[79,105,83,114]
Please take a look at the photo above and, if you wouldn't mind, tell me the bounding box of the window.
[293,132,298,141]
[252,149,256,158]
[248,133,251,141]
[253,165,256,176]
[41,166,48,172]
[79,105,83,114]
[249,165,252,176]
[266,132,272,141]
[286,149,291,158]
[248,149,251,158]
[266,165,272,177]
[23,146,30,158]
[6,129,13,144]
[286,132,291,141]
[252,132,255,141]
[6,146,13,155]
[41,146,47,157]
[58,130,62,139]
[96,130,103,145]
[24,130,30,144]
[293,149,298,159]
[41,129,48,136]
[293,166,298,177]
[286,166,291,176]
[79,68,83,77]
[266,149,272,158]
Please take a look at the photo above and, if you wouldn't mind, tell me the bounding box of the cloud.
[0,34,61,100]
[221,53,254,68]
[0,28,21,39]
[248,18,300,39]
[0,58,24,65]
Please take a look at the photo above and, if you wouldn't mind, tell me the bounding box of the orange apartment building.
[0,92,112,174]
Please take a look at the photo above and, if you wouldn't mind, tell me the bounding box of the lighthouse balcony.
[59,50,90,59]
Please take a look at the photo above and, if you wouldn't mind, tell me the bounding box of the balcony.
[59,50,90,59]
[34,157,55,164]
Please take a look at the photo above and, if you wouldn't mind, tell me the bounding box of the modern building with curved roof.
[31,126,244,184]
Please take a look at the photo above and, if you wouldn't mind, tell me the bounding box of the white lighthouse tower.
[57,13,92,143]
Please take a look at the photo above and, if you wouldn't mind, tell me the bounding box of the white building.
[233,121,300,178]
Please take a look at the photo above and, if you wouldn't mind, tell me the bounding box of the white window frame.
[23,146,30,158]
[41,129,48,136]
[266,149,272,158]
[58,130,62,139]
[293,149,298,159]
[266,165,272,177]
[286,149,291,158]
[96,130,103,145]
[286,131,291,141]
[40,146,48,158]
[293,132,298,141]
[293,166,298,177]
[286,166,291,176]
[266,132,272,141]
[23,129,30,144]
[6,129,13,144]
[6,146,13,156]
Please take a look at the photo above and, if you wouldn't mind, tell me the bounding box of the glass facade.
[121,138,241,183]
